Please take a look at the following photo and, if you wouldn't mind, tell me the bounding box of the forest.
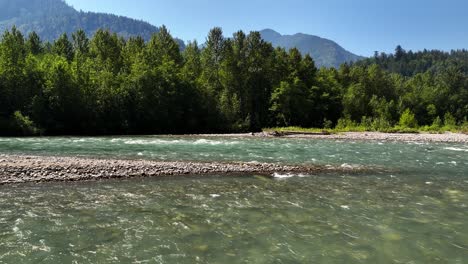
[0,26,467,135]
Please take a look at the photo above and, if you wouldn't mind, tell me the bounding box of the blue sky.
[65,0,467,56]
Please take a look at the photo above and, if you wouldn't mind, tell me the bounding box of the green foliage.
[359,46,468,76]
[443,112,457,128]
[461,121,468,134]
[333,116,394,132]
[371,117,392,131]
[0,26,467,136]
[335,118,366,132]
[432,116,443,128]
[26,31,42,55]
[323,119,333,129]
[270,78,311,127]
[53,33,73,61]
[399,109,418,128]
[146,26,182,66]
[0,111,39,136]
[11,111,39,135]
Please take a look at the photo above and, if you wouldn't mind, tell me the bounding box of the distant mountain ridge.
[0,0,185,47]
[260,29,364,68]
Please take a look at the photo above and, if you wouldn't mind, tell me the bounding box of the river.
[0,136,467,263]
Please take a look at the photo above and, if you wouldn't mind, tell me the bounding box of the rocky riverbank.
[0,154,372,185]
[201,131,468,143]
[280,132,468,143]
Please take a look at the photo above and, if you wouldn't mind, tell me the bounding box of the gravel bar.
[199,132,468,143]
[0,154,372,185]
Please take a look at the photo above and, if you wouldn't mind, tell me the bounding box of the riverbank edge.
[194,131,468,143]
[1,131,467,143]
[0,154,373,185]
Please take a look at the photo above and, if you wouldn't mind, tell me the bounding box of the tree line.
[0,26,467,135]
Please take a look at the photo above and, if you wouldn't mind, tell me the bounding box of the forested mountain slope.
[260,29,364,68]
[357,46,468,76]
[0,0,180,44]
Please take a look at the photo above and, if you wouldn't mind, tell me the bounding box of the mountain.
[260,29,364,68]
[0,0,359,65]
[0,0,184,47]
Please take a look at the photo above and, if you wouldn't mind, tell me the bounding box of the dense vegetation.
[260,29,363,68]
[0,26,467,136]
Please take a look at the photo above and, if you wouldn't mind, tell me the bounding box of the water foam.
[193,139,240,146]
[124,139,183,145]
[444,147,468,152]
[272,173,307,179]
[340,163,361,170]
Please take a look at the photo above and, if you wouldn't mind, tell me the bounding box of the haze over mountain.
[0,0,166,42]
[260,29,364,68]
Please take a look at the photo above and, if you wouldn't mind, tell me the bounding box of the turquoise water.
[0,136,467,263]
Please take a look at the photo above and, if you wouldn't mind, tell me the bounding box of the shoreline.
[0,155,372,185]
[197,131,468,143]
[1,131,467,143]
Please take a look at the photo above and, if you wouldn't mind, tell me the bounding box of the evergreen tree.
[72,29,89,55]
[0,26,466,135]
[53,33,74,61]
[26,31,42,55]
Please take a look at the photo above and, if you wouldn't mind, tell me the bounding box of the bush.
[371,117,392,131]
[419,116,444,133]
[392,127,420,133]
[323,118,333,129]
[426,104,437,121]
[399,109,418,128]
[461,120,468,134]
[443,112,457,128]
[335,118,363,131]
[360,116,373,130]
[11,111,40,136]
[432,116,443,128]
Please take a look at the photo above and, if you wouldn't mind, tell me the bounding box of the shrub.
[11,111,40,136]
[336,118,355,130]
[399,109,418,128]
[372,117,392,131]
[461,120,468,134]
[323,118,333,129]
[432,116,443,128]
[443,112,457,128]
[360,116,373,130]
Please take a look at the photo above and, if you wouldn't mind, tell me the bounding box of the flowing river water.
[0,136,467,263]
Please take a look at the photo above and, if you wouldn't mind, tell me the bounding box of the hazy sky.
[65,0,468,56]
